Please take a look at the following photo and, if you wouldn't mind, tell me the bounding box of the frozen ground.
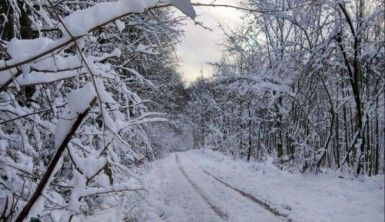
[138,149,384,222]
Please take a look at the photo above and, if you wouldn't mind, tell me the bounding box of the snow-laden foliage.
[0,0,195,221]
[188,0,384,175]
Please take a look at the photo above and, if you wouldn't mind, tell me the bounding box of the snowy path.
[175,153,284,221]
[143,152,285,222]
[141,150,384,222]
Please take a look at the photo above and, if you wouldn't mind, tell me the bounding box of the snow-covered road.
[142,152,284,222]
[139,150,384,222]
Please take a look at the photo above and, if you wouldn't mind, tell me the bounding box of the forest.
[0,0,383,221]
[189,0,385,175]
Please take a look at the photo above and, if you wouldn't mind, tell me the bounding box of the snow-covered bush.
[0,0,195,221]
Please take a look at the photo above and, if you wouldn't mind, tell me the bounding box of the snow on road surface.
[139,150,384,222]
[141,153,282,221]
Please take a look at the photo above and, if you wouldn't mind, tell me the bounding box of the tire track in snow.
[199,168,291,221]
[175,154,229,221]
[182,153,290,221]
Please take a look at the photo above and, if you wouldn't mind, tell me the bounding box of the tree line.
[188,0,384,176]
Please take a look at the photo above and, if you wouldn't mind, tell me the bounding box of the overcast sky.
[174,0,243,84]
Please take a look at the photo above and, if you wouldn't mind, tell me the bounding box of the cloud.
[175,0,243,84]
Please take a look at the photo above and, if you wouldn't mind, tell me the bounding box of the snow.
[0,69,15,85]
[95,78,115,104]
[7,37,53,58]
[80,180,143,198]
[137,150,384,222]
[0,36,73,72]
[0,0,196,76]
[55,83,96,148]
[188,150,385,222]
[139,153,279,221]
[55,115,76,149]
[63,0,158,36]
[27,196,45,222]
[115,20,126,32]
[16,70,80,86]
[79,207,124,222]
[32,55,81,71]
[70,149,106,178]
[139,154,223,221]
[135,43,158,54]
[5,38,54,79]
[68,82,96,114]
[0,1,382,221]
[102,104,118,134]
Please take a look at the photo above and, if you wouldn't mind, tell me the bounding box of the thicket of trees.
[188,0,384,176]
[0,0,194,221]
[0,0,383,220]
